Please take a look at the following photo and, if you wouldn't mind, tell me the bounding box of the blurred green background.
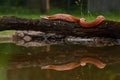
[0,0,119,21]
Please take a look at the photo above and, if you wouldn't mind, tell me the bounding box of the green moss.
[0,30,16,35]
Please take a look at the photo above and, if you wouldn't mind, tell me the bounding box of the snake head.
[40,15,49,19]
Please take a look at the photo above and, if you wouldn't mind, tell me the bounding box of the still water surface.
[0,43,120,80]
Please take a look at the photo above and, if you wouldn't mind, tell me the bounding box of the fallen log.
[0,16,120,38]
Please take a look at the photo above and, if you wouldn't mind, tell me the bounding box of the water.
[0,42,120,80]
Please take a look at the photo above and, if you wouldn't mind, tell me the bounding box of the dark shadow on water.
[0,43,120,80]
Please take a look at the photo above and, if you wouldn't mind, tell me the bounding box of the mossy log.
[0,16,120,38]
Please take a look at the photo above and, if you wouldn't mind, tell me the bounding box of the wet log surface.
[0,16,120,38]
[13,31,120,47]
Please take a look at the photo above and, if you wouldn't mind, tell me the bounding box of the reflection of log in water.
[0,43,119,70]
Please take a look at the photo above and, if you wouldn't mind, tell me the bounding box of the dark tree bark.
[0,16,120,38]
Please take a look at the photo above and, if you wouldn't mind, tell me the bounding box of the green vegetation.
[0,30,16,35]
[0,6,119,21]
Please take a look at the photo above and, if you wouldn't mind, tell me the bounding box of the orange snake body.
[41,14,105,27]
